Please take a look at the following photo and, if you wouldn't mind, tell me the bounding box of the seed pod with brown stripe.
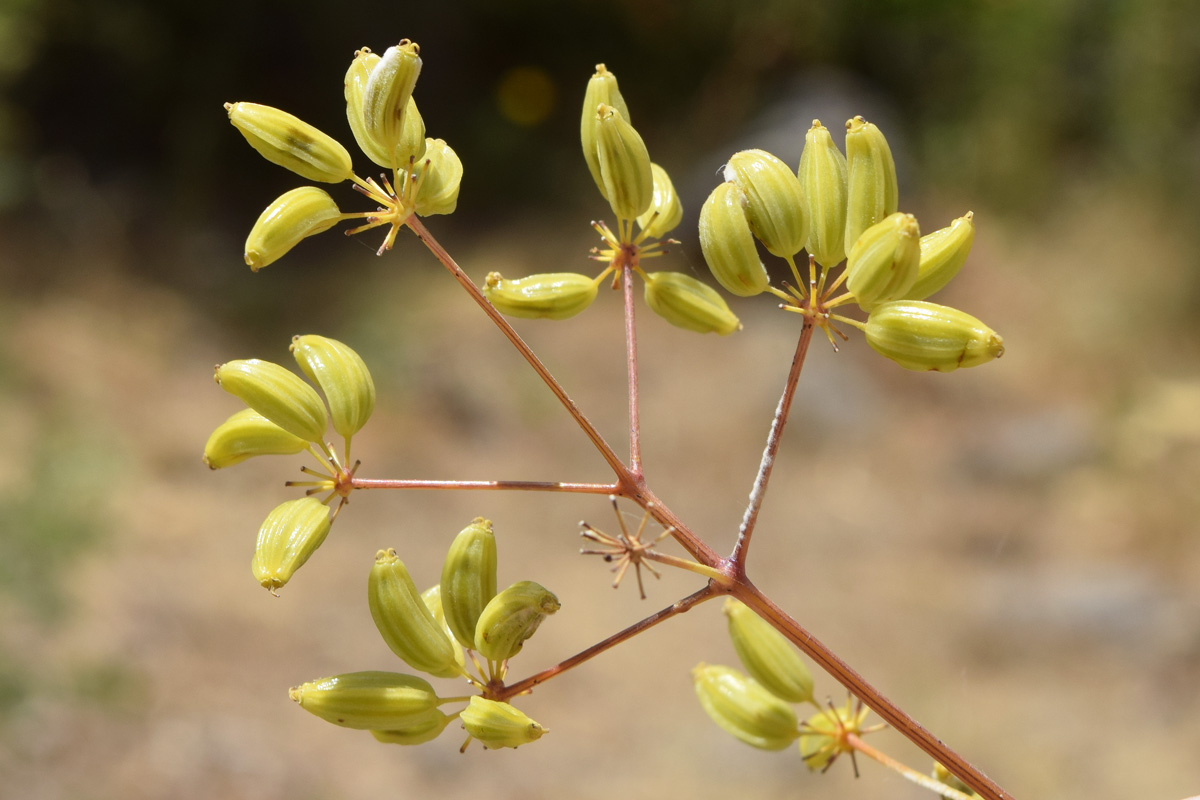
[370,709,454,745]
[290,334,375,442]
[864,300,1004,372]
[474,580,560,662]
[691,663,799,751]
[226,102,353,184]
[362,40,422,157]
[724,599,813,704]
[440,517,498,650]
[368,549,463,679]
[251,497,331,592]
[214,358,328,443]
[345,48,426,169]
[289,671,441,730]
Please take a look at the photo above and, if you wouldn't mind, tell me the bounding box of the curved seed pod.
[440,517,498,650]
[594,104,653,221]
[483,272,599,320]
[580,64,630,198]
[643,271,741,335]
[413,138,463,217]
[460,696,547,749]
[289,671,440,730]
[691,663,799,751]
[290,335,375,441]
[636,163,683,239]
[421,584,466,673]
[203,408,308,469]
[214,358,328,443]
[368,549,462,679]
[345,48,427,167]
[844,115,899,252]
[251,498,331,592]
[798,120,848,268]
[723,599,813,704]
[845,212,921,312]
[698,182,768,297]
[363,40,422,157]
[370,709,454,745]
[799,700,861,771]
[723,149,807,258]
[244,186,341,271]
[474,580,560,662]
[904,212,975,301]
[226,102,353,184]
[864,300,1005,372]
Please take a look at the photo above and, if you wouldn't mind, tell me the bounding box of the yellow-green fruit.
[593,104,653,221]
[636,163,683,238]
[723,149,807,258]
[691,663,799,751]
[440,517,498,650]
[368,549,462,679]
[483,271,599,320]
[251,497,331,592]
[244,186,341,271]
[580,64,630,198]
[289,671,440,730]
[290,334,375,441]
[413,138,463,216]
[421,584,466,673]
[214,358,328,443]
[798,120,848,268]
[203,408,308,469]
[362,40,422,156]
[799,700,860,771]
[699,181,769,297]
[370,710,454,745]
[845,212,921,312]
[723,599,813,704]
[474,580,560,662]
[643,271,741,335]
[905,212,975,301]
[226,102,353,184]
[345,48,427,168]
[460,696,547,749]
[865,300,1004,372]
[844,115,899,251]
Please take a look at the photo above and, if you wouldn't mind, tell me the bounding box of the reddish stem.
[351,478,618,493]
[621,257,643,479]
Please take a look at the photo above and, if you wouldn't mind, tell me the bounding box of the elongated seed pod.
[226,102,353,184]
[244,186,341,271]
[440,518,498,650]
[636,163,683,239]
[723,599,813,703]
[368,549,462,679]
[214,358,328,443]
[699,182,768,297]
[290,335,375,441]
[413,138,463,217]
[370,709,454,745]
[460,696,547,749]
[864,300,1004,372]
[643,271,741,335]
[345,48,426,168]
[289,671,440,730]
[844,115,899,251]
[594,104,653,221]
[723,149,807,258]
[363,40,422,157]
[691,663,799,751]
[421,584,466,673]
[251,498,331,592]
[904,212,975,301]
[474,580,560,662]
[798,120,848,268]
[845,212,921,312]
[203,408,308,469]
[483,272,599,320]
[581,64,630,198]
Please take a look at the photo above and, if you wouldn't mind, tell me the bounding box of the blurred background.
[2,0,1198,798]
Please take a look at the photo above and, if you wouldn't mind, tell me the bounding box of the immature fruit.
[845,212,921,312]
[251,498,331,592]
[798,120,848,268]
[474,580,560,662]
[691,663,799,751]
[226,102,353,184]
[413,138,463,216]
[440,517,498,650]
[460,696,547,749]
[214,358,328,443]
[421,584,466,673]
[483,272,599,320]
[370,710,454,745]
[844,115,899,251]
[289,671,440,730]
[362,40,422,157]
[594,104,653,221]
[290,334,375,441]
[723,599,813,704]
[699,181,769,297]
[636,163,683,239]
[643,271,741,335]
[905,212,975,301]
[864,300,1004,372]
[203,408,307,469]
[345,48,426,169]
[244,186,341,271]
[581,64,631,198]
[368,549,462,679]
[799,699,862,771]
[723,149,807,258]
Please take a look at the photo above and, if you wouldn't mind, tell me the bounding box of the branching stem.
[847,734,977,800]
[351,478,617,493]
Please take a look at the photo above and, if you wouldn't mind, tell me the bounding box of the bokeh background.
[2,1,1199,798]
